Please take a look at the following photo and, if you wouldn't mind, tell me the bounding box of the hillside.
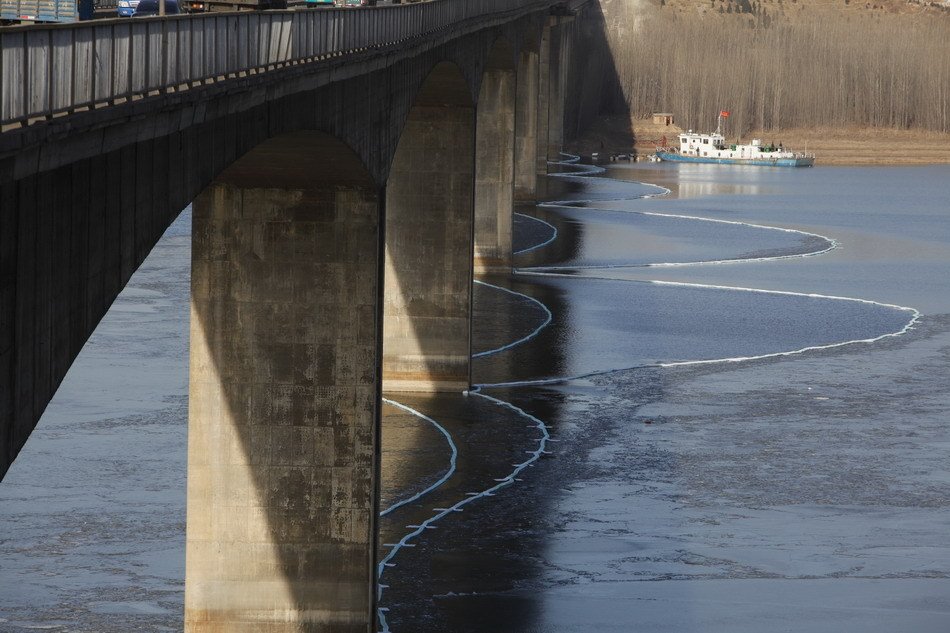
[633,0,950,23]
[570,0,950,162]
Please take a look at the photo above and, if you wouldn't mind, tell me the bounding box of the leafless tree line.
[600,1,950,134]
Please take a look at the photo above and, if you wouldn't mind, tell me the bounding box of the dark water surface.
[2,161,950,632]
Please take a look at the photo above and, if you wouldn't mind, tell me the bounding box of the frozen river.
[2,160,950,632]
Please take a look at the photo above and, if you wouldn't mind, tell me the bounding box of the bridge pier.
[536,22,553,177]
[382,62,475,393]
[514,45,540,201]
[186,132,381,633]
[474,39,517,273]
[547,20,567,161]
[0,5,602,631]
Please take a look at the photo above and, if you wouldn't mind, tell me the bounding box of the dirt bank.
[567,116,950,166]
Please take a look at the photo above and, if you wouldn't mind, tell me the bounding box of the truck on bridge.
[0,0,92,22]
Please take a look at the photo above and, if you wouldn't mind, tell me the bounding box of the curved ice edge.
[512,154,670,258]
[548,152,671,198]
[522,207,837,269]
[474,275,921,390]
[541,155,837,268]
[376,151,921,631]
[513,212,559,255]
[375,391,550,633]
[377,397,458,632]
[541,211,835,269]
[379,399,458,518]
[512,152,670,255]
[472,280,553,358]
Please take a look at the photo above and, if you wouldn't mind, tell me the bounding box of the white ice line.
[379,151,920,631]
[379,398,458,518]
[545,152,670,199]
[546,152,836,266]
[376,390,550,633]
[537,159,835,269]
[517,211,837,271]
[471,280,553,358]
[513,212,559,255]
[377,398,459,632]
[474,275,921,390]
[512,154,667,260]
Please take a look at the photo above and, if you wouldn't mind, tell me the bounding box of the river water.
[2,159,950,632]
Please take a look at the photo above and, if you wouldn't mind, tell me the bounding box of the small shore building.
[652,112,675,126]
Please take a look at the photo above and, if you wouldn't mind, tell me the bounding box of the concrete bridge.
[0,1,618,629]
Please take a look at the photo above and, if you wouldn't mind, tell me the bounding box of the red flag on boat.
[720,110,731,117]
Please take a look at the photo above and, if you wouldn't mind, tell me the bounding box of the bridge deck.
[0,0,578,131]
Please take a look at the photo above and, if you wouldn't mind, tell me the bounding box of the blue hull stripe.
[656,151,814,168]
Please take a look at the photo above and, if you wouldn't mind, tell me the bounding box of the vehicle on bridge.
[116,0,137,15]
[1,0,92,22]
[131,0,180,15]
[304,0,334,6]
[175,0,285,11]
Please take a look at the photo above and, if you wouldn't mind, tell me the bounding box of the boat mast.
[715,110,730,136]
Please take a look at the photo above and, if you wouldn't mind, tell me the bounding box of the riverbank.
[567,116,950,166]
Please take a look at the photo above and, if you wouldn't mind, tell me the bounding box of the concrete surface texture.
[0,2,606,629]
[474,38,517,273]
[383,62,476,394]
[0,6,568,480]
[186,132,382,632]
[514,46,541,200]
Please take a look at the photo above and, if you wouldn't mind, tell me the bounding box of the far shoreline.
[568,116,950,166]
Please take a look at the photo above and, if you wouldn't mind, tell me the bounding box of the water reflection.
[605,162,770,198]
[381,162,950,632]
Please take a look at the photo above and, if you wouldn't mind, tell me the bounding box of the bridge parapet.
[0,0,560,130]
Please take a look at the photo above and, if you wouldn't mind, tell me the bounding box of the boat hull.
[655,151,814,167]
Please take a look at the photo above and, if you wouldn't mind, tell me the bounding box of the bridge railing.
[0,0,549,129]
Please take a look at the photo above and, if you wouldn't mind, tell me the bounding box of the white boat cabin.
[677,130,794,160]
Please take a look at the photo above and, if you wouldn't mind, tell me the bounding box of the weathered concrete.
[382,62,475,393]
[514,47,540,201]
[0,16,550,479]
[473,39,517,273]
[536,21,553,177]
[186,132,382,633]
[547,20,566,161]
[0,5,616,633]
[0,4,611,629]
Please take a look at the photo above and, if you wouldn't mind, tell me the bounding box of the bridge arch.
[186,130,382,633]
[473,37,518,273]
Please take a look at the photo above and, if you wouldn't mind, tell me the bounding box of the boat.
[654,111,815,167]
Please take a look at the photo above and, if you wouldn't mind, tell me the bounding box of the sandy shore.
[567,116,950,166]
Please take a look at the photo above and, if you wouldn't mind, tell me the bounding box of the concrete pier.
[0,3,608,630]
[537,22,553,177]
[382,62,476,393]
[514,45,541,201]
[185,132,382,632]
[474,39,517,273]
[547,21,566,161]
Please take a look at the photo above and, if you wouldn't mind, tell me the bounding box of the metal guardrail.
[0,0,551,128]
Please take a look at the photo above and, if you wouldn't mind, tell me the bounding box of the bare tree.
[598,0,950,134]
